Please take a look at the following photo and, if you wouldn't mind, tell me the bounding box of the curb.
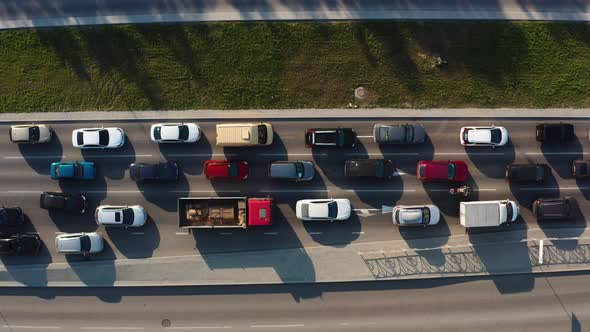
[0,108,589,123]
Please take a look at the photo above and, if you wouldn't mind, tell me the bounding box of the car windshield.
[122,208,135,225]
[448,163,456,180]
[29,126,39,141]
[178,125,189,140]
[79,235,90,252]
[405,126,414,142]
[295,162,304,178]
[419,165,426,178]
[76,132,84,145]
[422,208,430,224]
[228,162,239,177]
[490,129,502,144]
[564,200,571,215]
[327,201,338,219]
[336,129,345,146]
[536,166,544,180]
[258,125,268,144]
[153,127,162,140]
[98,129,109,146]
[394,209,400,223]
[379,127,389,141]
[375,160,385,177]
[505,202,514,220]
[462,129,470,143]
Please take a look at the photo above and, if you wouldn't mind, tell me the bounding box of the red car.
[417,160,468,182]
[204,160,249,180]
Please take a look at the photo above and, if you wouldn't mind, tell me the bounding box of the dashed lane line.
[3,326,61,329]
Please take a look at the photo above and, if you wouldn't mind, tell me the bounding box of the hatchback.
[9,124,52,143]
[204,160,249,180]
[392,205,440,226]
[417,160,468,182]
[533,197,575,221]
[95,205,147,228]
[505,164,549,183]
[268,161,315,181]
[55,232,104,254]
[40,192,87,214]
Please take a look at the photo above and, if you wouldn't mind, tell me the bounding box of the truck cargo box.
[178,197,272,228]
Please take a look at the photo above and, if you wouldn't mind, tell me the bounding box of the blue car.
[50,161,96,180]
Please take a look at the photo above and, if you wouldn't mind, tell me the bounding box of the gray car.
[268,161,315,181]
[373,123,425,144]
[9,124,52,143]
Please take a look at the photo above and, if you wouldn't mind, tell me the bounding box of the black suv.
[129,162,179,182]
[40,192,87,214]
[535,123,574,143]
[0,207,25,226]
[533,197,575,221]
[305,128,357,148]
[0,233,41,255]
[505,164,549,183]
[572,160,590,179]
[344,159,395,179]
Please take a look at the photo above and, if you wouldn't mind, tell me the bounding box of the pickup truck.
[305,128,357,148]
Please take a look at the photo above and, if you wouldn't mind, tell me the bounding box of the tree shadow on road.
[18,133,63,175]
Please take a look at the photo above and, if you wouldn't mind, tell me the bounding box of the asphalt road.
[0,0,589,24]
[0,118,589,265]
[0,272,587,331]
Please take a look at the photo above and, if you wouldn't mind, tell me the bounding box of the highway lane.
[1,118,590,264]
[0,0,588,23]
[0,272,588,331]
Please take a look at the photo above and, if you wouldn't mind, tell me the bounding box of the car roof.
[425,161,448,178]
[539,199,568,215]
[56,236,81,252]
[160,125,180,140]
[399,207,424,224]
[206,161,230,177]
[10,126,31,141]
[346,159,380,176]
[467,128,492,143]
[308,202,329,218]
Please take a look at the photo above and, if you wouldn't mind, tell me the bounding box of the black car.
[39,192,87,214]
[305,128,357,148]
[0,207,25,226]
[344,159,395,179]
[0,233,41,255]
[505,164,549,183]
[533,197,574,221]
[130,162,179,182]
[535,123,574,143]
[572,160,590,179]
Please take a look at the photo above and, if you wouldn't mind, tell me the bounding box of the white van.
[216,123,273,147]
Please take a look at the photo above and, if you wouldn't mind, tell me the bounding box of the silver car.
[373,123,425,144]
[95,205,147,228]
[296,199,351,221]
[55,232,104,254]
[392,205,440,226]
[9,124,52,143]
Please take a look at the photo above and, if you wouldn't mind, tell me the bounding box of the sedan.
[417,160,468,182]
[505,163,549,183]
[536,123,574,143]
[72,127,125,148]
[373,123,425,144]
[0,207,25,226]
[392,205,440,226]
[460,126,509,146]
[204,160,249,180]
[572,160,590,179]
[0,234,41,256]
[344,159,395,179]
[130,162,179,182]
[295,199,351,221]
[9,124,52,143]
[55,232,104,254]
[50,161,96,180]
[533,197,575,221]
[305,128,357,148]
[95,205,147,228]
[150,123,201,143]
[40,192,87,214]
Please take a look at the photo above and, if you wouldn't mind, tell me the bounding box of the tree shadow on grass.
[35,28,90,81]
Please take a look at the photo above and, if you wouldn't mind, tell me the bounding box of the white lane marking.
[525,152,588,155]
[352,231,365,235]
[519,187,568,191]
[392,171,406,176]
[250,324,304,328]
[436,152,504,155]
[3,326,61,329]
[264,232,278,235]
[80,328,144,330]
[474,188,497,192]
[356,135,374,138]
[83,154,151,158]
[168,327,232,330]
[262,189,329,193]
[131,232,144,235]
[167,153,235,157]
[175,232,188,235]
[345,189,414,192]
[308,232,323,235]
[3,155,64,159]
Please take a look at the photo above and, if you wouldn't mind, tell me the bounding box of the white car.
[460,126,508,146]
[72,127,125,148]
[150,123,201,143]
[55,232,104,254]
[295,199,351,221]
[10,124,52,143]
[392,205,440,226]
[95,205,147,228]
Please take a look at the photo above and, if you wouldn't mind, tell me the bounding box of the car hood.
[335,200,351,220]
[411,125,426,143]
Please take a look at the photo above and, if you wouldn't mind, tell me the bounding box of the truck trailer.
[178,197,273,229]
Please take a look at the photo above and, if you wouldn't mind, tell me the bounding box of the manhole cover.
[162,319,171,328]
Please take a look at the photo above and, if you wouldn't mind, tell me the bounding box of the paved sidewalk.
[1,228,589,287]
[0,108,589,123]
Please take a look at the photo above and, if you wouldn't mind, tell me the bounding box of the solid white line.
[175,232,188,235]
[352,232,365,235]
[519,187,563,191]
[474,188,497,192]
[524,152,587,155]
[392,171,406,176]
[3,326,61,329]
[250,325,304,328]
[264,232,278,235]
[357,135,374,138]
[3,155,64,159]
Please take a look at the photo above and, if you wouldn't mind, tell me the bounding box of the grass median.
[0,21,589,112]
